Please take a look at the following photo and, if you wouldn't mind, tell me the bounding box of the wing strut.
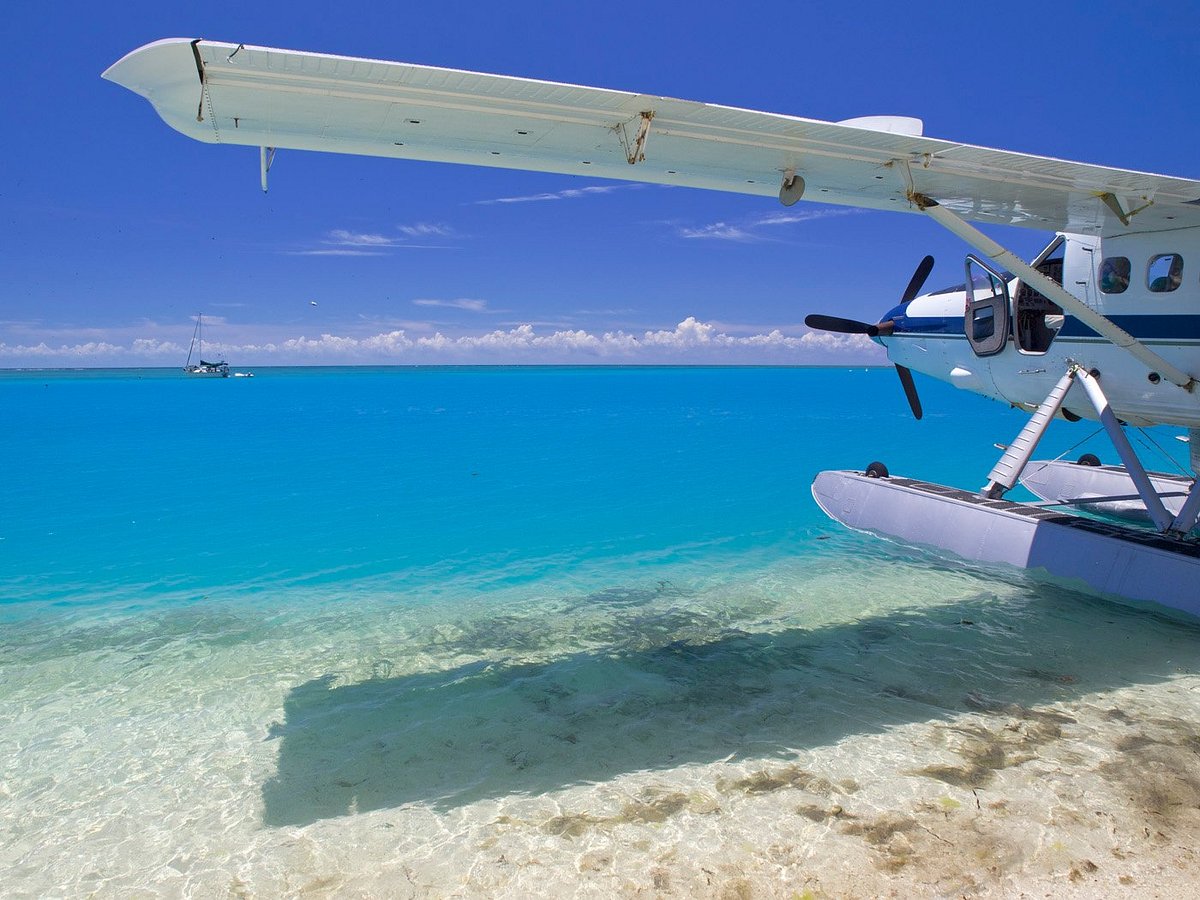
[1098,192,1153,227]
[907,190,1197,393]
[617,112,654,165]
[260,146,275,193]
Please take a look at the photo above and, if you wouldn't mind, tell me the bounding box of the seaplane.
[103,39,1200,616]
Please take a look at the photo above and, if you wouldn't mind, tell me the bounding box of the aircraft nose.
[802,304,923,420]
[872,303,908,339]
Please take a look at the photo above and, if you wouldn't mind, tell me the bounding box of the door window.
[964,255,1010,357]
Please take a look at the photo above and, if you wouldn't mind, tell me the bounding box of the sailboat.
[183,314,229,377]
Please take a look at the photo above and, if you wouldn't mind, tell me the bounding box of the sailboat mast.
[185,314,202,368]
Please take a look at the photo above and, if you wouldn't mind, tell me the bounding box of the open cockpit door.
[1013,235,1066,354]
[964,255,1010,357]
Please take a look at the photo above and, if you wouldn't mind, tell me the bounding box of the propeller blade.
[804,314,878,336]
[895,364,923,420]
[899,255,935,305]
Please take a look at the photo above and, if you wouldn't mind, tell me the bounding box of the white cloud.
[284,225,462,255]
[0,318,882,366]
[412,298,488,312]
[238,318,880,362]
[497,319,577,328]
[283,248,392,257]
[131,339,185,356]
[360,330,415,352]
[642,317,715,346]
[675,207,866,242]
[397,222,455,238]
[754,208,864,227]
[0,328,186,360]
[476,184,640,205]
[677,222,758,242]
[798,331,876,352]
[328,229,398,246]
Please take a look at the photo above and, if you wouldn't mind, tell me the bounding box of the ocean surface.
[3,365,1200,898]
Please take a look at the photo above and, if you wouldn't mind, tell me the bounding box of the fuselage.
[880,227,1200,428]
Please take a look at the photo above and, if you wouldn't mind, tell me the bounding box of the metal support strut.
[619,112,654,165]
[1173,429,1200,533]
[1169,480,1200,535]
[983,369,1076,498]
[983,364,1186,534]
[260,146,275,193]
[1072,368,1174,532]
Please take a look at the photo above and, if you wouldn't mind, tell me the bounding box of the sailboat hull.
[183,364,229,377]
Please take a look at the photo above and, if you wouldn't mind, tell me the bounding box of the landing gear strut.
[981,363,1200,537]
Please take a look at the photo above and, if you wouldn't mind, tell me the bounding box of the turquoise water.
[1,365,1124,610]
[4,366,1200,896]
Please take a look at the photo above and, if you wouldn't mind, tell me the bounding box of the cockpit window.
[1098,257,1130,294]
[1148,254,1183,292]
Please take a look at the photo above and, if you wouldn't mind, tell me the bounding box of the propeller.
[889,255,933,419]
[803,255,935,420]
[900,255,935,305]
[895,364,923,420]
[803,314,881,337]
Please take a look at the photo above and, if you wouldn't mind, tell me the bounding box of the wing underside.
[103,38,1200,235]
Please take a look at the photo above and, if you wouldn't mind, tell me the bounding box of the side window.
[1148,253,1183,292]
[972,305,996,341]
[1098,257,1131,294]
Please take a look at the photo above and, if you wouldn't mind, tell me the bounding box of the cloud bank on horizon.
[0,317,880,367]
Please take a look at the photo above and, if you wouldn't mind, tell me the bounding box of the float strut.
[982,369,1076,498]
[1072,367,1175,532]
[1173,430,1200,533]
[1169,482,1200,535]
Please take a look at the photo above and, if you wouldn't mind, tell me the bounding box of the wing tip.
[102,38,200,87]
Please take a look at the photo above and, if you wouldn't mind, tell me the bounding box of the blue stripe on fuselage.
[1057,315,1200,340]
[890,313,1200,341]
[891,314,964,335]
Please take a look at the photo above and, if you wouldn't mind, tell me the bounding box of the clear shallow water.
[3,366,1200,897]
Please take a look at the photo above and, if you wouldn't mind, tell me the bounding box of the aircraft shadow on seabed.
[261,580,1200,827]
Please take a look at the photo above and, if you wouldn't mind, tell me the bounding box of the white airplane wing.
[104,38,1200,236]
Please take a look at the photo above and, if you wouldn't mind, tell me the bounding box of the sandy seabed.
[5,562,1200,898]
[232,681,1200,899]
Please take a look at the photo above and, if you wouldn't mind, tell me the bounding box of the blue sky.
[3,0,1198,366]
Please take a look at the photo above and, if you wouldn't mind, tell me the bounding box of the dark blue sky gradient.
[3,0,1197,364]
